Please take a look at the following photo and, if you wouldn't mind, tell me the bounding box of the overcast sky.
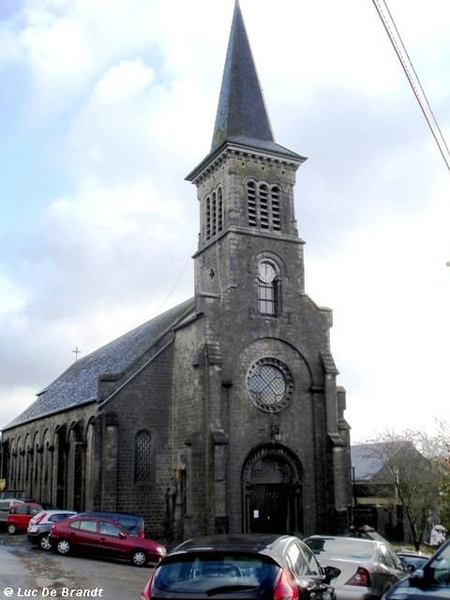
[1,0,449,442]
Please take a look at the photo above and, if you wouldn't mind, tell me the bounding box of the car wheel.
[56,539,71,555]
[39,534,52,551]
[7,524,17,535]
[131,549,147,567]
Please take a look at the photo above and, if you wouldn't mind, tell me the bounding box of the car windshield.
[153,553,279,594]
[306,538,374,560]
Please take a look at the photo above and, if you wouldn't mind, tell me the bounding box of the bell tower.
[184,0,351,536]
[186,0,308,319]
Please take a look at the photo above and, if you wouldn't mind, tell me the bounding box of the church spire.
[186,0,305,183]
[210,0,274,152]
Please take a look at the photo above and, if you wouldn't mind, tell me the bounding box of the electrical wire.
[372,0,450,174]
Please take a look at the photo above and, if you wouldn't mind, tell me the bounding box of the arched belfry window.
[257,260,280,316]
[247,181,282,231]
[134,430,152,483]
[204,186,224,241]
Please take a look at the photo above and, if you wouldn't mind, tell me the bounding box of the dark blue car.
[383,539,450,600]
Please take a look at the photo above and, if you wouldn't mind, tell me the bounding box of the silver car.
[304,536,406,600]
[27,509,77,550]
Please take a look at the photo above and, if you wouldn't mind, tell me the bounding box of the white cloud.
[0,0,449,440]
[0,276,28,317]
[307,186,450,440]
[90,59,155,106]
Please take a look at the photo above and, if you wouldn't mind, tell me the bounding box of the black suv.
[77,511,145,538]
[140,534,340,600]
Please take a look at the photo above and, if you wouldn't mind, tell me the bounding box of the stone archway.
[242,444,303,535]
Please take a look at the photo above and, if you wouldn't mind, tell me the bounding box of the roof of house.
[351,441,420,481]
[4,298,195,430]
[351,443,387,480]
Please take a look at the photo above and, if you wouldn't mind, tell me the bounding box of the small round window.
[246,357,293,413]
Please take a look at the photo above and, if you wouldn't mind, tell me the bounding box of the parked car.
[49,514,166,566]
[27,509,77,550]
[140,534,341,600]
[396,551,431,573]
[0,498,25,529]
[77,511,145,538]
[6,501,43,534]
[382,538,450,600]
[305,535,407,600]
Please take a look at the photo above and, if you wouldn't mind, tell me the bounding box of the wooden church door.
[249,483,289,533]
[243,445,303,535]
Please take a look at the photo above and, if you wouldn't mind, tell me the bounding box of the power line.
[372,0,450,174]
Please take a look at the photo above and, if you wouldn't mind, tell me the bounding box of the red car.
[7,501,43,534]
[49,515,166,566]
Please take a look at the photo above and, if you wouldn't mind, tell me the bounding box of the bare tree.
[369,430,443,550]
[435,420,450,534]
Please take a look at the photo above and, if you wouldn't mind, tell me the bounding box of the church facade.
[1,2,351,540]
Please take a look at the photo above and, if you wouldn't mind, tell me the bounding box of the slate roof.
[351,443,386,481]
[4,298,195,430]
[210,0,274,152]
[351,441,418,481]
[208,1,304,161]
[186,2,305,184]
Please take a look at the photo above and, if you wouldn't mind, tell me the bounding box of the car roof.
[61,514,127,526]
[307,535,377,545]
[79,510,141,518]
[171,534,298,559]
[305,535,381,557]
[37,509,77,516]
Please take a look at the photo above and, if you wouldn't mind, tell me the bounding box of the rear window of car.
[153,553,279,594]
[50,513,76,522]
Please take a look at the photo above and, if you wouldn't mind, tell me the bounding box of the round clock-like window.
[246,357,293,413]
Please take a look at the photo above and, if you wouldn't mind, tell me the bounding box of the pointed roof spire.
[210,0,274,152]
[186,1,306,182]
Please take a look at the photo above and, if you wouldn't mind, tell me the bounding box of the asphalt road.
[0,531,155,600]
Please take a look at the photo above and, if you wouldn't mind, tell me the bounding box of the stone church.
[1,1,351,540]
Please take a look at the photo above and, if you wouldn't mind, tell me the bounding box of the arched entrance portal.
[242,444,303,534]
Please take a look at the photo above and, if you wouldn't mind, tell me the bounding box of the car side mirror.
[324,566,341,584]
[119,532,126,539]
[408,569,426,587]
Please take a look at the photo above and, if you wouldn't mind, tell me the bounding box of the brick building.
[1,2,351,540]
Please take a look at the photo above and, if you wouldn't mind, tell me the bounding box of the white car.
[305,535,407,600]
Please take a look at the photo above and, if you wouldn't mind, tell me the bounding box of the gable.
[351,443,388,481]
[351,440,425,482]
